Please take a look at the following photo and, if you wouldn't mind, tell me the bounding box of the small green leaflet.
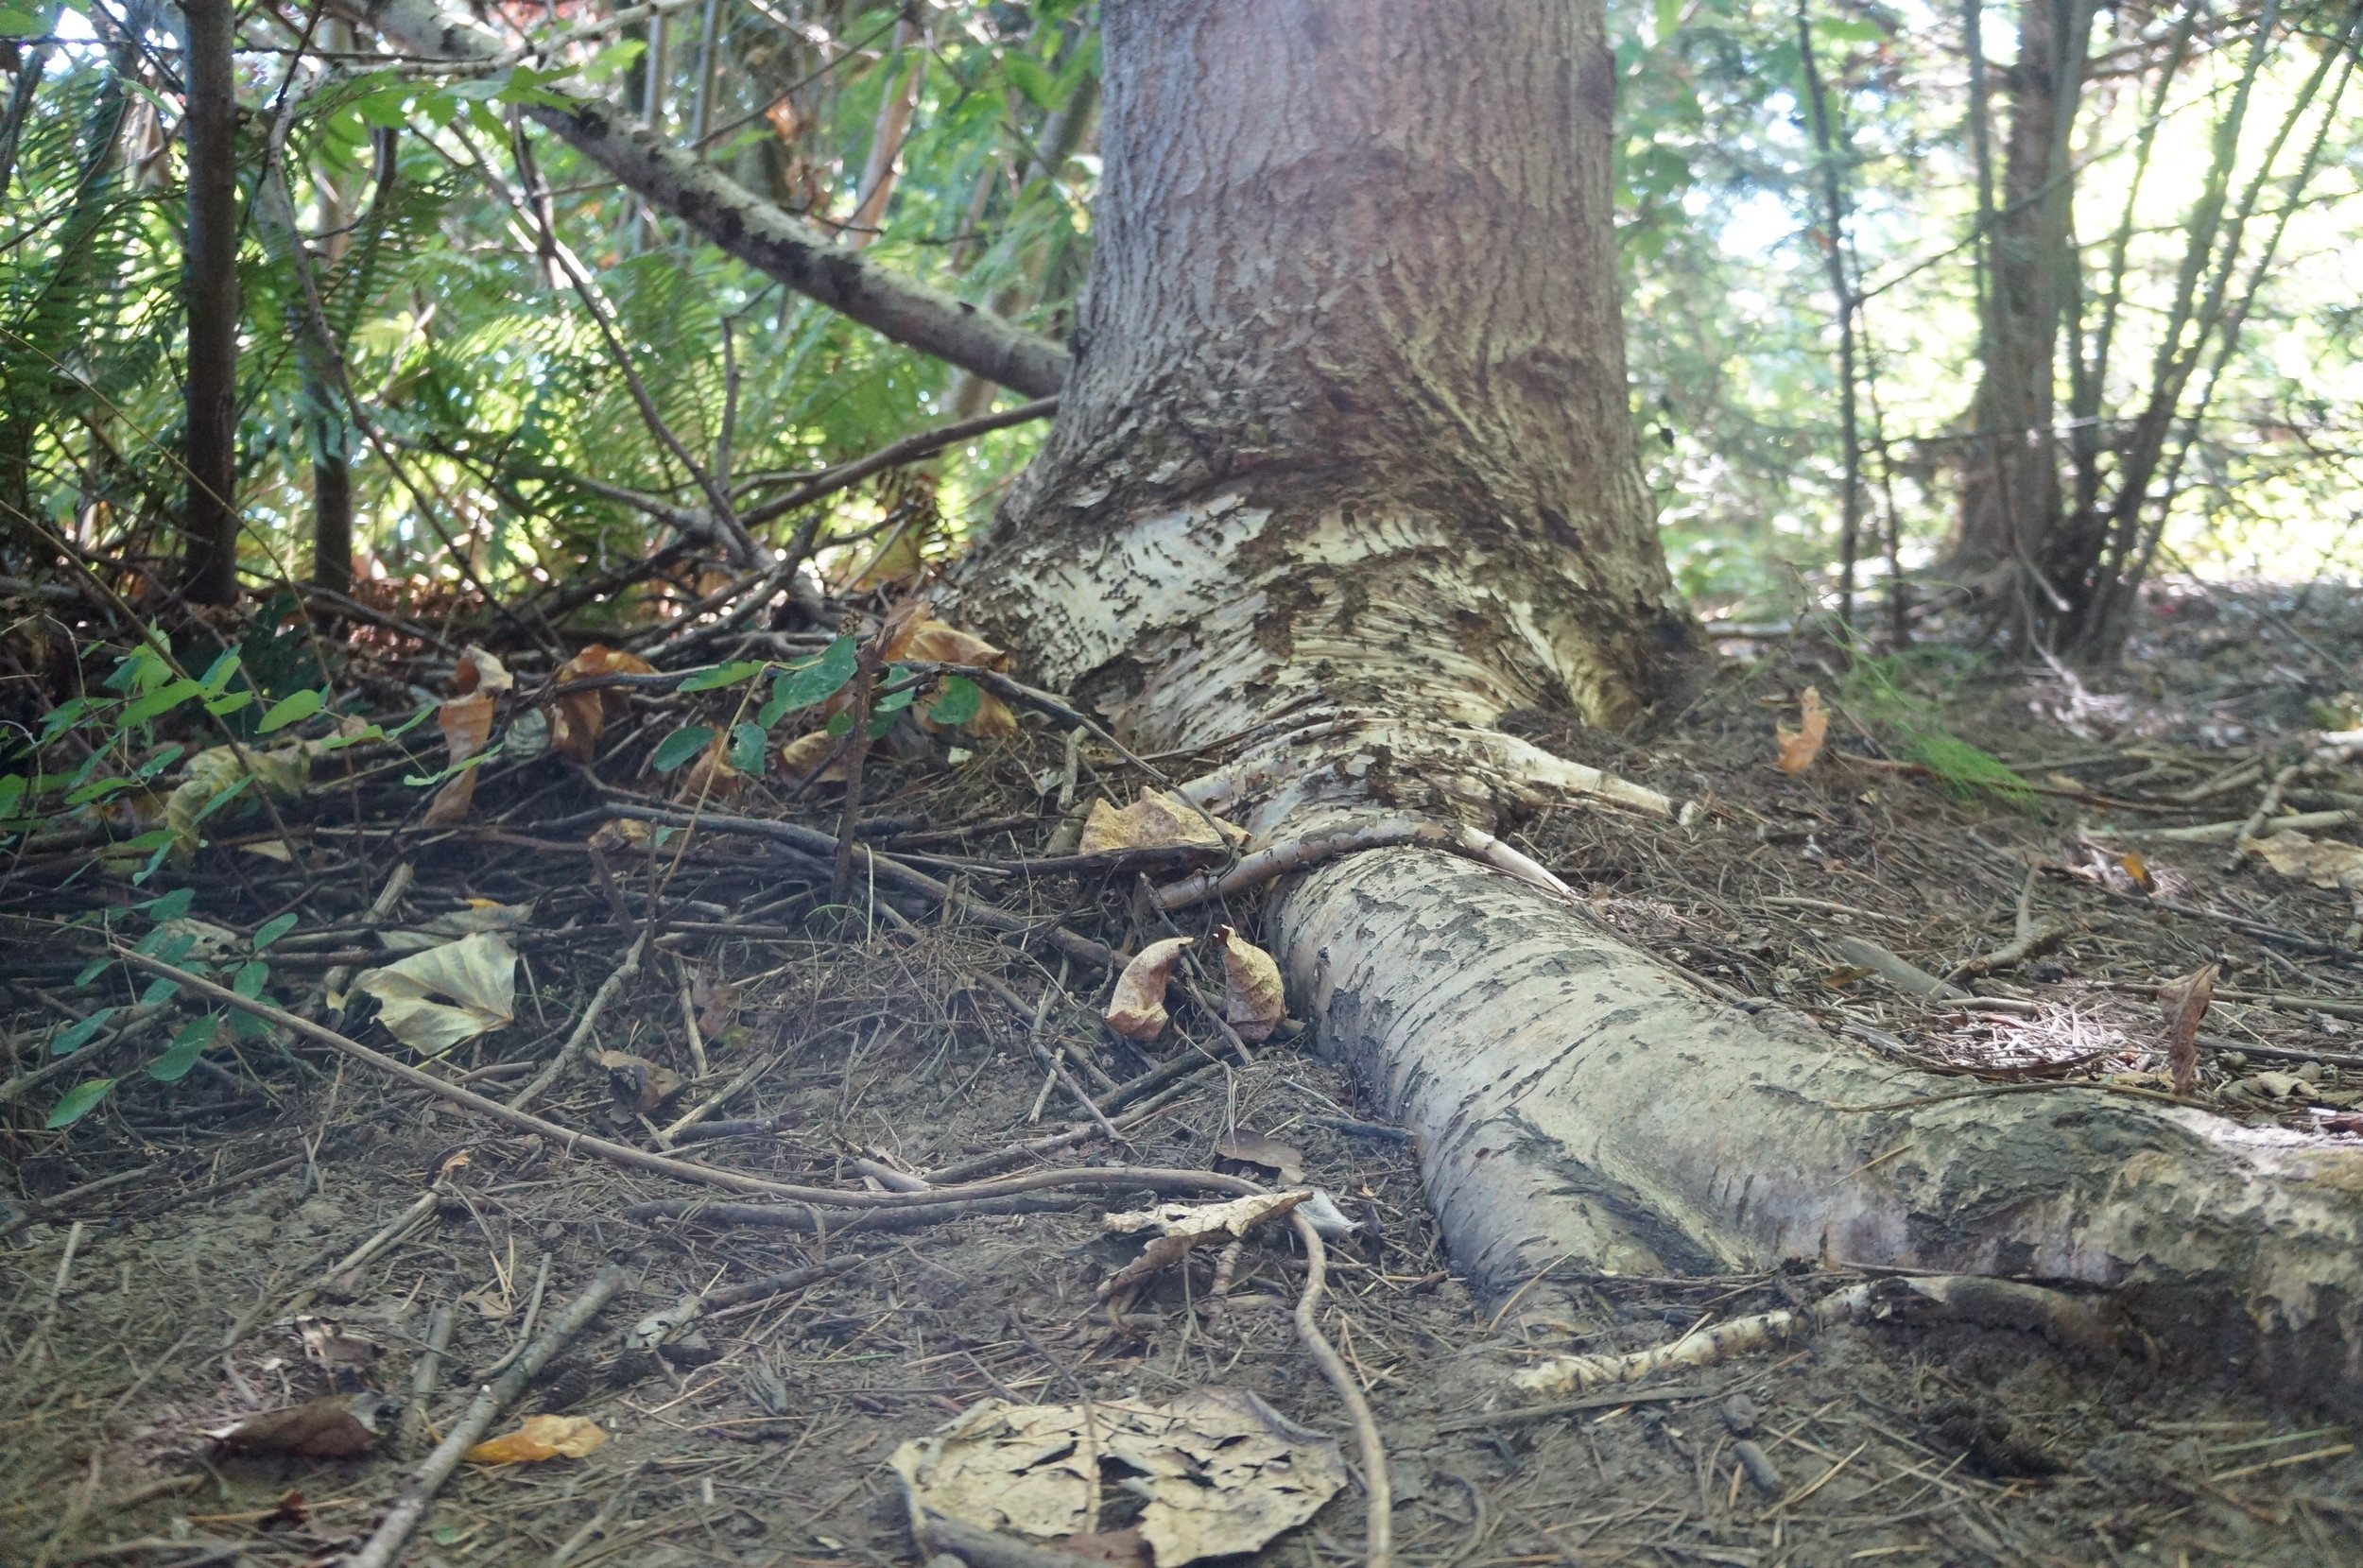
[0,9,45,40]
[64,777,135,807]
[143,887,196,920]
[765,637,857,719]
[258,688,325,733]
[53,1008,118,1056]
[121,679,202,728]
[40,697,93,742]
[652,726,716,773]
[203,690,256,717]
[45,1078,116,1129]
[865,710,896,740]
[927,676,982,728]
[134,745,184,781]
[252,913,299,952]
[138,977,181,1007]
[315,723,382,750]
[149,1015,220,1082]
[728,722,768,774]
[404,745,501,789]
[233,959,269,999]
[198,648,242,693]
[679,661,766,693]
[75,956,111,987]
[825,710,854,738]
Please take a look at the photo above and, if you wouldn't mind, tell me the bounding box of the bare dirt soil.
[8,579,2363,1568]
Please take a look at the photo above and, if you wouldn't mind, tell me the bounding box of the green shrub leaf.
[652,726,716,773]
[258,688,325,733]
[149,1015,220,1081]
[45,1078,116,1129]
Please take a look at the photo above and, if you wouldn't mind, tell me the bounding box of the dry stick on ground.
[1941,868,2067,985]
[2224,759,2306,870]
[397,1301,457,1459]
[0,1164,158,1243]
[117,952,1257,1211]
[347,1266,630,1568]
[656,1048,777,1145]
[627,1255,865,1348]
[1291,1208,1392,1568]
[508,934,647,1111]
[1152,817,1572,911]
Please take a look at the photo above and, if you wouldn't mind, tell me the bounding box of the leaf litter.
[10,584,2363,1566]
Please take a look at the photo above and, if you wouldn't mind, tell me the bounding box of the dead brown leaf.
[673,728,744,801]
[1210,926,1284,1042]
[2248,832,2363,890]
[1775,686,1828,774]
[209,1393,394,1457]
[294,1316,376,1370]
[691,967,740,1038]
[550,644,658,762]
[1106,937,1193,1042]
[777,729,852,784]
[2160,962,2218,1097]
[595,1049,685,1113]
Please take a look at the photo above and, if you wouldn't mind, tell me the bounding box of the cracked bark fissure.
[940,0,2363,1415]
[350,0,1068,396]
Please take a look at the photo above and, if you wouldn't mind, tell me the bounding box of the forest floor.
[8,578,2363,1568]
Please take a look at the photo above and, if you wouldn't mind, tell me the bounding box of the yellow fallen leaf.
[1106,937,1194,1042]
[354,931,518,1056]
[1078,789,1233,853]
[1212,926,1284,1042]
[465,1414,608,1464]
[1775,687,1828,774]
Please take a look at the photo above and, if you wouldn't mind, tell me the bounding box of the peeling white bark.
[1276,848,2363,1411]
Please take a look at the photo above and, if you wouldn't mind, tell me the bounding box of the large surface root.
[1273,846,2363,1415]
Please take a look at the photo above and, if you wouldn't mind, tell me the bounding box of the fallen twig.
[1291,1209,1392,1568]
[348,1266,629,1568]
[509,934,647,1111]
[621,1193,1095,1232]
[1153,817,1572,910]
[396,1301,456,1459]
[627,1254,864,1349]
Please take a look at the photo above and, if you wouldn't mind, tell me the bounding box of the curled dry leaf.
[1210,926,1284,1042]
[1105,937,1194,1042]
[354,931,518,1056]
[890,1388,1345,1568]
[455,646,514,696]
[1099,1191,1308,1301]
[209,1392,398,1457]
[595,1049,685,1113]
[550,644,658,762]
[777,729,852,784]
[2160,961,2218,1097]
[1078,789,1236,853]
[1775,686,1829,774]
[587,818,651,854]
[465,1413,609,1464]
[2248,832,2363,890]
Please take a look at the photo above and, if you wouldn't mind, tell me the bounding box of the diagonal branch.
[344,0,1070,396]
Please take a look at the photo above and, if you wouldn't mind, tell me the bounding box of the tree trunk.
[1950,0,2094,579]
[943,0,2363,1415]
[955,0,1699,758]
[179,0,240,605]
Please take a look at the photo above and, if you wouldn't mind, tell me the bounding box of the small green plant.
[1838,652,2032,805]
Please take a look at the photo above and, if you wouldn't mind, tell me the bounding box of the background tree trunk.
[1951,0,2095,580]
[178,0,239,605]
[954,0,1699,762]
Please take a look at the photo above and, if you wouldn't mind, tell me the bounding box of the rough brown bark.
[179,0,240,604]
[1952,0,2095,577]
[954,0,1698,752]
